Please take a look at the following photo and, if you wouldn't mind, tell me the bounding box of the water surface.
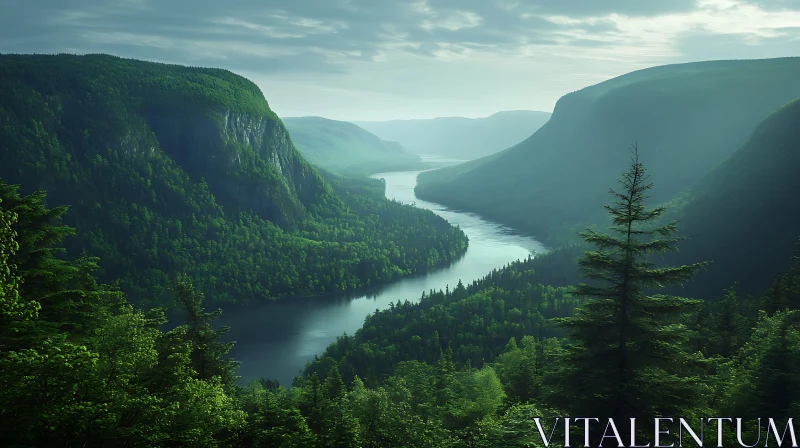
[217,168,546,386]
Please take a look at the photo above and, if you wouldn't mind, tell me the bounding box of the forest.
[2,53,800,448]
[0,54,468,307]
[417,58,800,301]
[2,144,799,446]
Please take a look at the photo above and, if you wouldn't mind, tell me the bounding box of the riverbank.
[216,168,547,386]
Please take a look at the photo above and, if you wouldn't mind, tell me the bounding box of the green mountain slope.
[416,58,800,243]
[304,258,576,385]
[0,53,468,306]
[667,97,800,298]
[282,116,424,175]
[353,110,551,160]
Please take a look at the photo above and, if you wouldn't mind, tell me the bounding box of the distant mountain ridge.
[415,57,800,244]
[282,116,423,175]
[353,110,551,160]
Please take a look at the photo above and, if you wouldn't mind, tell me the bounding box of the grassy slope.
[0,53,468,305]
[416,58,800,244]
[354,110,552,160]
[282,116,424,176]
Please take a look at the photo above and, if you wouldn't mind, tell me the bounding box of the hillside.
[0,53,468,306]
[415,57,800,244]
[282,116,425,175]
[666,97,800,298]
[354,110,551,160]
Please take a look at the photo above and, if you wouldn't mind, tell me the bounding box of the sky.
[2,0,800,121]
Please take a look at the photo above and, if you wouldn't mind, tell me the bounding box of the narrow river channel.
[216,167,547,386]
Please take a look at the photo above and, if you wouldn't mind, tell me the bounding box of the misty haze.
[1,1,799,447]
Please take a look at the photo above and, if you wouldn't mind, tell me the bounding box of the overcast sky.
[2,0,800,121]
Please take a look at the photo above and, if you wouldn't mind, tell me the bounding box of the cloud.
[0,0,694,71]
[1,0,799,120]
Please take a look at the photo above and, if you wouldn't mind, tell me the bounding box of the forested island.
[1,53,799,448]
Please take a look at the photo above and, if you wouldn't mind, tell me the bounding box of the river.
[216,167,547,387]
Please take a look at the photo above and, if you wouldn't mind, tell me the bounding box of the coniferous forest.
[0,54,468,307]
[1,51,800,448]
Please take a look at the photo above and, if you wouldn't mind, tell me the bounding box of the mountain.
[282,116,424,175]
[0,53,468,306]
[353,110,551,160]
[415,57,800,244]
[666,97,800,298]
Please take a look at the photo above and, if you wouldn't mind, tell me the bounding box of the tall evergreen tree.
[0,199,39,347]
[708,284,749,358]
[547,144,709,441]
[763,246,800,315]
[174,276,238,387]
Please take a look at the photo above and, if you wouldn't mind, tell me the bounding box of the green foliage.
[303,261,577,386]
[494,336,561,404]
[0,199,39,340]
[0,54,468,307]
[174,276,238,386]
[3,54,800,448]
[0,178,247,447]
[1,137,799,448]
[546,146,710,441]
[721,310,800,419]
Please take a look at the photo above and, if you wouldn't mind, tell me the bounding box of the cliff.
[0,53,468,305]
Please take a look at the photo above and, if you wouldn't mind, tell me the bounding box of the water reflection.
[217,167,547,386]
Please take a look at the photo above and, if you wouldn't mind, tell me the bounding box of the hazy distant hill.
[353,110,551,160]
[416,57,800,243]
[282,116,423,175]
[666,97,800,298]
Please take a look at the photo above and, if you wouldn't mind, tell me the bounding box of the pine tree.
[323,365,346,400]
[763,247,800,315]
[174,276,238,386]
[723,310,800,426]
[709,284,748,358]
[0,200,39,348]
[547,144,709,441]
[0,181,74,305]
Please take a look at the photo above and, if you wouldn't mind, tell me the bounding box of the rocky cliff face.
[145,108,325,226]
[0,52,330,229]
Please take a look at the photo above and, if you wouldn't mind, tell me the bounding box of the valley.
[216,168,546,386]
[2,51,799,448]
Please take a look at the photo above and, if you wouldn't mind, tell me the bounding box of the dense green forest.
[281,116,431,176]
[0,54,468,307]
[416,57,800,247]
[2,52,799,448]
[353,110,552,160]
[2,148,798,447]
